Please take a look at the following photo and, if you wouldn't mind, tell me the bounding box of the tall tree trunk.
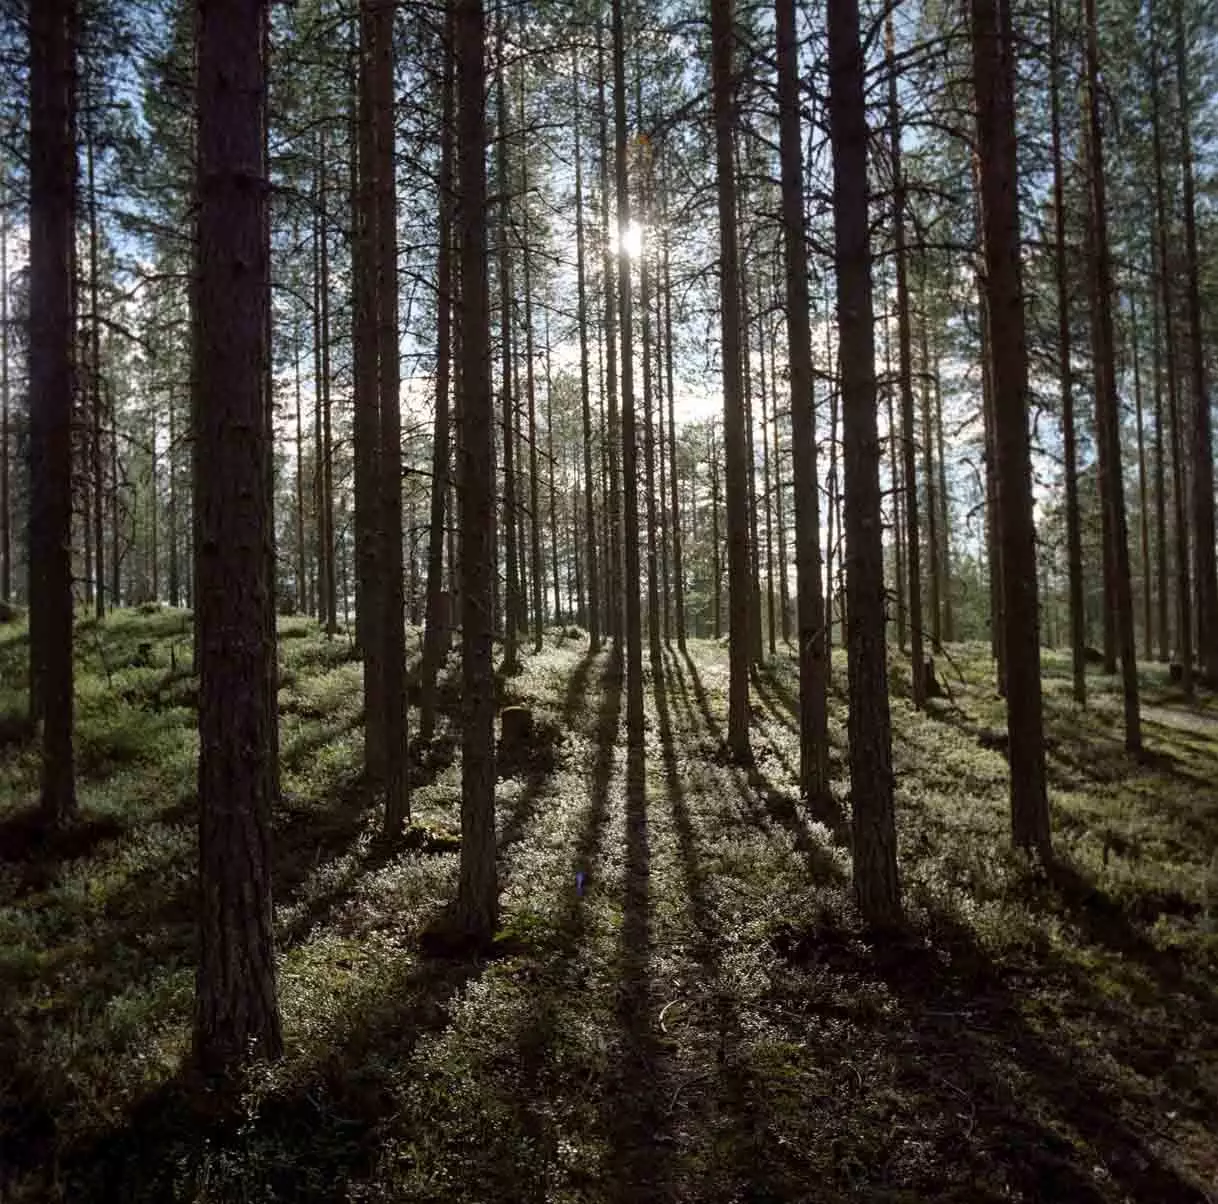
[769,319,791,645]
[757,277,776,659]
[86,93,104,617]
[884,298,906,651]
[1149,3,1191,691]
[456,0,498,942]
[711,0,752,762]
[934,354,954,642]
[544,322,561,626]
[597,22,623,649]
[519,75,544,653]
[1,172,12,602]
[1130,287,1153,662]
[611,0,644,743]
[826,330,840,651]
[496,2,521,674]
[661,162,686,650]
[1151,244,1170,664]
[638,117,661,666]
[369,0,409,834]
[294,307,307,612]
[28,0,77,821]
[886,15,924,704]
[352,16,383,779]
[572,48,600,652]
[711,428,721,640]
[192,0,281,1074]
[827,0,900,923]
[1173,0,1218,683]
[919,272,940,650]
[1084,0,1141,752]
[972,0,1052,849]
[1050,0,1085,703]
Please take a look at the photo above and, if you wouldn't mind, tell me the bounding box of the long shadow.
[63,929,485,1202]
[497,652,596,855]
[602,725,671,1201]
[769,909,1211,1201]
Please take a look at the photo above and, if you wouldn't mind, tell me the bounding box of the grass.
[1,609,1217,1201]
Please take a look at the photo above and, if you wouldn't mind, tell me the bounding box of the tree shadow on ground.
[497,652,596,854]
[769,907,1212,1202]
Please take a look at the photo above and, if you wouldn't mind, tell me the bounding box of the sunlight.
[615,218,645,260]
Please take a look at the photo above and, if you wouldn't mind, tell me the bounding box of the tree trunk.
[883,298,906,652]
[1084,0,1141,752]
[352,17,383,779]
[972,0,1052,850]
[519,75,544,653]
[369,0,409,834]
[886,15,924,704]
[769,319,791,645]
[611,0,644,744]
[496,3,521,674]
[638,119,661,667]
[711,0,752,762]
[1173,0,1218,683]
[1151,243,1170,664]
[827,0,900,923]
[572,48,600,653]
[597,22,623,650]
[1050,0,1085,704]
[918,272,940,650]
[778,0,830,812]
[757,278,776,659]
[86,94,104,617]
[28,0,77,821]
[1130,287,1153,662]
[661,163,686,651]
[1,172,12,602]
[456,0,498,942]
[1149,2,1191,692]
[192,0,282,1074]
[711,428,721,640]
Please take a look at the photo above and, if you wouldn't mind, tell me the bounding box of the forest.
[1,0,1217,1197]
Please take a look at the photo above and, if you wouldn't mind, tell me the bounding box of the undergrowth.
[1,610,1216,1201]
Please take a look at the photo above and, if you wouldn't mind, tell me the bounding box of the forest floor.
[1,608,1217,1203]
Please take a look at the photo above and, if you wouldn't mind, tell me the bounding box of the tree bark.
[611,0,644,745]
[827,0,900,923]
[1049,0,1085,704]
[886,15,924,704]
[1084,0,1141,751]
[192,0,282,1074]
[661,161,686,651]
[971,0,1052,849]
[1149,2,1191,691]
[572,48,600,653]
[1,172,12,602]
[711,0,752,762]
[369,0,409,833]
[1173,0,1218,683]
[1130,287,1153,662]
[456,0,498,941]
[29,0,77,821]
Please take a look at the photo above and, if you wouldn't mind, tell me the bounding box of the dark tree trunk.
[972,0,1053,849]
[192,0,282,1075]
[1130,288,1153,662]
[571,51,600,652]
[369,0,409,834]
[1149,3,1191,692]
[886,15,924,705]
[1050,0,1085,704]
[495,3,521,674]
[827,0,900,924]
[1084,0,1141,752]
[456,0,498,941]
[611,0,643,743]
[597,22,623,650]
[1174,0,1218,683]
[918,276,940,650]
[769,320,791,645]
[1151,244,1170,664]
[638,120,661,666]
[2,174,12,602]
[757,277,776,659]
[519,76,544,653]
[711,0,752,762]
[28,0,77,821]
[661,163,686,651]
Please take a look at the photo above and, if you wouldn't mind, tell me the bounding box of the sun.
[615,219,644,259]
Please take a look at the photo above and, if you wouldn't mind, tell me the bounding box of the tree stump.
[498,706,534,765]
